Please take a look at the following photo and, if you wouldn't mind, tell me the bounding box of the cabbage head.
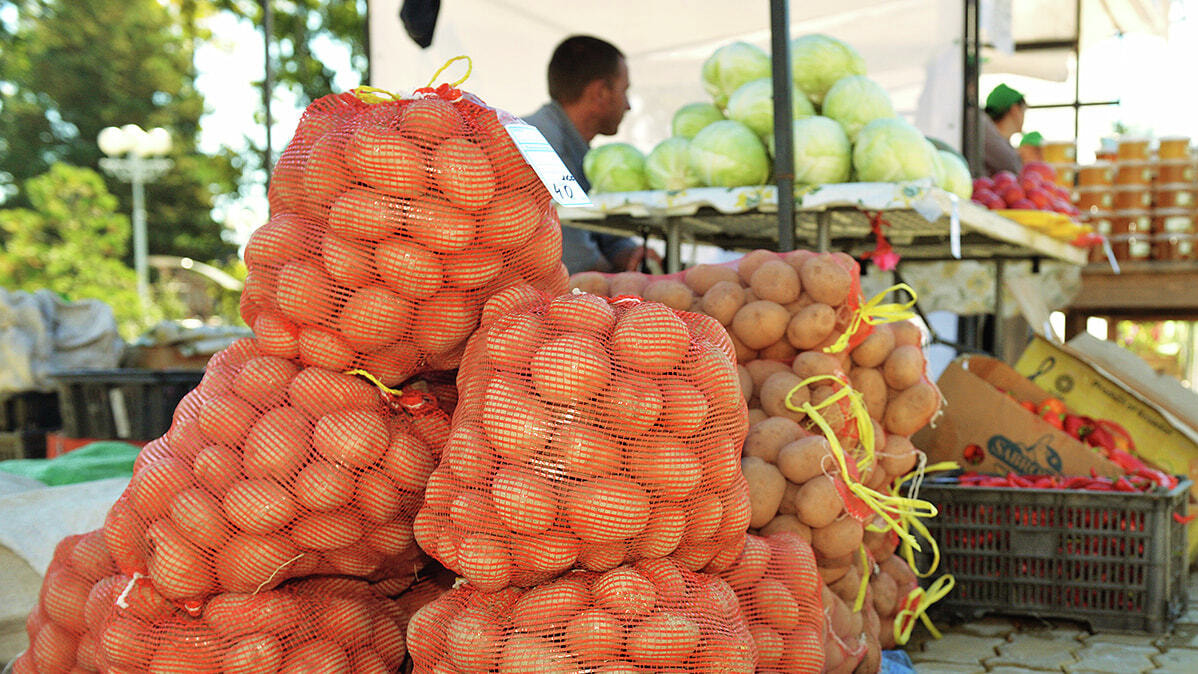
[701,42,772,109]
[821,75,895,140]
[927,142,946,187]
[583,143,648,193]
[781,116,853,185]
[672,102,725,139]
[645,137,702,191]
[791,34,867,105]
[725,78,817,139]
[689,120,770,188]
[938,150,973,199]
[851,118,937,182]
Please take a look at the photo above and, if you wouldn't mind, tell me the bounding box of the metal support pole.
[131,174,149,310]
[993,258,1006,355]
[262,0,274,172]
[816,211,831,253]
[666,219,682,274]
[962,0,983,176]
[769,0,795,252]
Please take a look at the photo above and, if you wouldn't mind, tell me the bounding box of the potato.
[746,360,792,390]
[849,367,887,421]
[758,338,797,363]
[759,514,811,541]
[863,517,898,559]
[570,271,610,296]
[729,332,757,363]
[684,264,740,295]
[812,516,864,560]
[856,634,881,674]
[736,249,782,285]
[850,324,895,368]
[608,271,649,297]
[822,587,853,639]
[750,260,801,305]
[782,249,817,275]
[786,303,837,350]
[742,416,802,463]
[747,408,768,427]
[799,255,853,306]
[732,301,790,350]
[791,351,843,381]
[883,381,940,437]
[863,462,889,491]
[736,365,753,402]
[829,564,862,605]
[775,436,833,485]
[891,320,923,348]
[818,553,853,585]
[880,434,919,477]
[642,280,695,311]
[777,481,801,515]
[759,372,810,423]
[871,570,899,617]
[741,457,787,529]
[795,475,844,528]
[883,345,925,391]
[700,281,746,326]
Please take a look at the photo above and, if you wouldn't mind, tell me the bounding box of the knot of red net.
[396,388,441,418]
[861,211,901,271]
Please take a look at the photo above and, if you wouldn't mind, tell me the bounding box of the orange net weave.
[414,287,752,590]
[11,530,114,674]
[710,532,826,673]
[102,338,439,609]
[242,87,569,385]
[406,558,758,673]
[91,575,405,673]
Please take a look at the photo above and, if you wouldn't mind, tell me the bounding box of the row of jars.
[1085,208,1195,262]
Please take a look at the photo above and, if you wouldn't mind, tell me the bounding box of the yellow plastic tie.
[426,55,473,88]
[824,283,919,354]
[345,368,403,396]
[352,85,403,104]
[853,545,872,613]
[894,574,955,644]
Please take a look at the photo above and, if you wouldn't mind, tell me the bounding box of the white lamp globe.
[97,126,130,156]
[144,128,172,156]
[122,124,150,156]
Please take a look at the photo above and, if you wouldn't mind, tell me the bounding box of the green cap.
[985,83,1025,117]
[1019,131,1044,147]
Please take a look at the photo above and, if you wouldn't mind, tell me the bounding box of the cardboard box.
[915,354,1125,478]
[1015,332,1198,495]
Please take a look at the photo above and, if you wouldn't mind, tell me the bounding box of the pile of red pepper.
[957,469,1179,493]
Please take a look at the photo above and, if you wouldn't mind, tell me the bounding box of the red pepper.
[1174,513,1196,524]
[1113,477,1137,493]
[1038,398,1067,418]
[1063,414,1093,441]
[1084,481,1115,491]
[1008,473,1033,488]
[1041,412,1065,430]
[1064,476,1093,489]
[1019,400,1037,413]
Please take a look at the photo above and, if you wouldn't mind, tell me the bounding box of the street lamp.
[97,124,174,313]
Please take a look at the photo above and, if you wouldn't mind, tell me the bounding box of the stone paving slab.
[1067,642,1157,673]
[987,636,1081,670]
[954,618,1016,639]
[1157,623,1198,650]
[985,667,1063,674]
[1079,632,1163,648]
[909,633,1006,666]
[1152,646,1198,672]
[906,663,985,674]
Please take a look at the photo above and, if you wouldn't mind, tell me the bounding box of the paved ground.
[902,571,1198,673]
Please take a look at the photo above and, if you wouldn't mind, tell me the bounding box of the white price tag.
[504,122,593,207]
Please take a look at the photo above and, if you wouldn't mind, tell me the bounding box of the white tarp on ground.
[368,0,1170,157]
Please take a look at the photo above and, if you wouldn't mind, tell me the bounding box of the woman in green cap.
[1019,130,1044,164]
[981,83,1026,177]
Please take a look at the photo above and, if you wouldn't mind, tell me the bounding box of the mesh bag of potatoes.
[242,82,568,386]
[100,338,439,609]
[405,558,758,673]
[570,249,872,363]
[413,287,752,590]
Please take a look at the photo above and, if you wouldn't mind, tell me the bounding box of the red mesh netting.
[11,530,115,674]
[709,532,826,673]
[88,575,405,673]
[569,249,871,361]
[405,558,757,673]
[872,551,920,651]
[102,338,441,609]
[413,288,752,590]
[242,87,569,385]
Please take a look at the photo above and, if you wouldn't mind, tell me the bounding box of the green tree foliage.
[0,165,183,336]
[0,0,239,263]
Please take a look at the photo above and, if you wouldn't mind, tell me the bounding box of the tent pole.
[770,0,796,252]
[962,0,982,175]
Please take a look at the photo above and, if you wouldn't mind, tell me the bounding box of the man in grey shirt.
[980,83,1026,178]
[524,35,658,274]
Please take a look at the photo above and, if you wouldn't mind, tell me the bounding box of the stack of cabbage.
[583,34,972,200]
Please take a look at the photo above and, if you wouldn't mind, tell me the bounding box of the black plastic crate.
[0,429,47,461]
[0,390,61,432]
[917,477,1190,633]
[51,370,203,441]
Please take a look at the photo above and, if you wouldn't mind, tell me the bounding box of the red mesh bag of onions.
[414,287,752,590]
[406,557,757,673]
[241,80,568,385]
[90,575,405,673]
[10,530,115,674]
[101,338,441,609]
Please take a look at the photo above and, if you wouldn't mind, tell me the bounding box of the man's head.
[548,35,630,138]
[985,83,1026,132]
